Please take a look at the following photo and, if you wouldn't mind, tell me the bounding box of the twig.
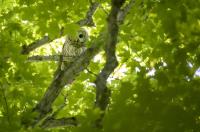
[27,55,74,62]
[51,95,68,118]
[86,68,98,77]
[99,4,109,15]
[59,26,64,37]
[0,83,11,126]
[27,55,61,62]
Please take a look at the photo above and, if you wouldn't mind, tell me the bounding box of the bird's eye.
[79,34,83,38]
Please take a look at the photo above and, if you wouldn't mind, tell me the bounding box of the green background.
[0,0,200,131]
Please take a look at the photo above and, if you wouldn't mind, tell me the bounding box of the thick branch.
[94,0,136,112]
[21,2,99,55]
[95,0,125,111]
[94,0,126,127]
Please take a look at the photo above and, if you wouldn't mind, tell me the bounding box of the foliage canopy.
[0,0,200,131]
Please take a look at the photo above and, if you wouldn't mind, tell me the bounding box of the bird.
[61,28,88,70]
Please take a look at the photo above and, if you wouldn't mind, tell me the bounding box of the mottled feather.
[61,28,88,70]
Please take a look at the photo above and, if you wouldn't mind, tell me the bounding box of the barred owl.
[61,28,88,70]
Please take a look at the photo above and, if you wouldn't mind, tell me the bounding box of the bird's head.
[77,28,88,44]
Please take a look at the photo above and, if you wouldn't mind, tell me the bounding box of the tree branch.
[39,95,78,128]
[30,0,135,128]
[27,55,61,62]
[21,36,52,54]
[27,55,74,62]
[94,0,134,127]
[32,36,103,126]
[41,117,78,128]
[95,0,125,111]
[117,0,135,24]
[21,2,100,55]
[95,0,135,111]
[77,1,100,27]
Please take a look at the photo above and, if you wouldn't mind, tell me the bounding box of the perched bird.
[61,28,88,70]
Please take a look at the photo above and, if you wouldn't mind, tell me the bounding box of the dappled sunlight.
[0,0,200,131]
[30,37,65,56]
[194,67,200,77]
